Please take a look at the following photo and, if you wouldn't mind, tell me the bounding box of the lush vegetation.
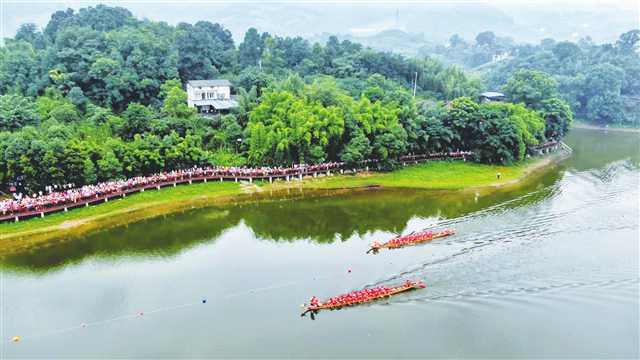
[0,5,572,194]
[421,30,640,126]
[475,30,639,126]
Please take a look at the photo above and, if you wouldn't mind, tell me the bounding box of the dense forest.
[422,29,640,125]
[1,5,576,192]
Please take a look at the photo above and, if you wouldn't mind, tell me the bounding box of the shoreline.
[0,154,567,257]
[572,122,640,133]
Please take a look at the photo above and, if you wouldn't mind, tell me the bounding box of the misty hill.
[4,1,635,46]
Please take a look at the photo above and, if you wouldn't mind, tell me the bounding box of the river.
[1,127,638,358]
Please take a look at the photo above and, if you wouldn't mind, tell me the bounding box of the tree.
[472,105,520,164]
[96,148,123,181]
[175,21,234,82]
[449,34,467,48]
[247,90,344,165]
[0,40,44,96]
[616,29,640,53]
[503,69,558,109]
[15,23,46,49]
[584,63,624,98]
[0,95,40,132]
[67,86,88,112]
[586,93,625,124]
[340,130,371,167]
[239,28,264,67]
[540,98,573,139]
[49,103,81,123]
[44,8,75,40]
[72,5,136,32]
[552,41,582,61]
[160,80,196,119]
[444,96,479,150]
[121,103,154,139]
[350,97,406,165]
[475,31,496,47]
[260,36,286,74]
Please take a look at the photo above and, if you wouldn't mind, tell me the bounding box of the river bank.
[0,154,566,256]
[573,122,640,133]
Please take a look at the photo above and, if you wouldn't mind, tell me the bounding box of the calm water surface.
[1,128,639,358]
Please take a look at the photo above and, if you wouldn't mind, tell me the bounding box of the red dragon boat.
[367,228,455,253]
[301,280,425,316]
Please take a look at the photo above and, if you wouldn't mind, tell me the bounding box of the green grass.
[0,181,241,253]
[298,161,529,190]
[1,181,240,233]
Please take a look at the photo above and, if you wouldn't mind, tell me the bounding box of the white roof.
[187,79,232,88]
[480,91,505,97]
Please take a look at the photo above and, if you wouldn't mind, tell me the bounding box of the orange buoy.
[11,336,20,342]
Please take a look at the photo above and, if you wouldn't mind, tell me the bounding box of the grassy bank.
[295,161,528,190]
[0,182,242,255]
[0,156,563,256]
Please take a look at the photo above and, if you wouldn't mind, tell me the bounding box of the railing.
[559,141,573,154]
[0,152,471,223]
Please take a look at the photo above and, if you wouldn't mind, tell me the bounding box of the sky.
[1,0,638,44]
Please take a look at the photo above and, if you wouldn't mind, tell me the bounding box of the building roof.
[480,91,505,98]
[187,79,232,88]
[191,98,239,109]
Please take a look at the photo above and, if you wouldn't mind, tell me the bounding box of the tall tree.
[503,69,558,109]
[239,28,264,68]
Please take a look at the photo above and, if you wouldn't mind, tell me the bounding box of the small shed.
[479,91,505,103]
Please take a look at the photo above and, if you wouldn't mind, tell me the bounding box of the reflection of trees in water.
[565,129,640,172]
[240,175,560,244]
[1,171,562,273]
[0,209,241,273]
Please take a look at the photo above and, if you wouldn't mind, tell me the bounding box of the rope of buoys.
[8,269,354,344]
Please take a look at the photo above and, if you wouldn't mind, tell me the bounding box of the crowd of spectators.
[0,163,344,218]
[1,152,470,220]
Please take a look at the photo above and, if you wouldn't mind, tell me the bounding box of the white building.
[479,91,505,103]
[186,79,238,113]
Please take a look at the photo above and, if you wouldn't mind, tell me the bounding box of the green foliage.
[239,28,264,68]
[175,21,235,82]
[0,95,40,131]
[540,98,573,139]
[503,69,558,109]
[121,103,154,140]
[0,5,581,194]
[469,102,544,164]
[586,93,625,124]
[160,80,196,119]
[247,89,344,165]
[484,31,639,125]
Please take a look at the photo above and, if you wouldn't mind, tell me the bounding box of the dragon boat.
[367,228,455,253]
[301,280,425,316]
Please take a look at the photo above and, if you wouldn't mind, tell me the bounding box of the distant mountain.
[4,1,635,45]
[309,30,433,57]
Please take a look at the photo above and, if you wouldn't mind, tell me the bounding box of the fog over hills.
[3,0,637,48]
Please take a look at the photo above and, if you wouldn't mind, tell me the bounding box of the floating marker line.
[8,270,353,343]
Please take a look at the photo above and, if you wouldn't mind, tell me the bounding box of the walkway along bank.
[1,151,476,223]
